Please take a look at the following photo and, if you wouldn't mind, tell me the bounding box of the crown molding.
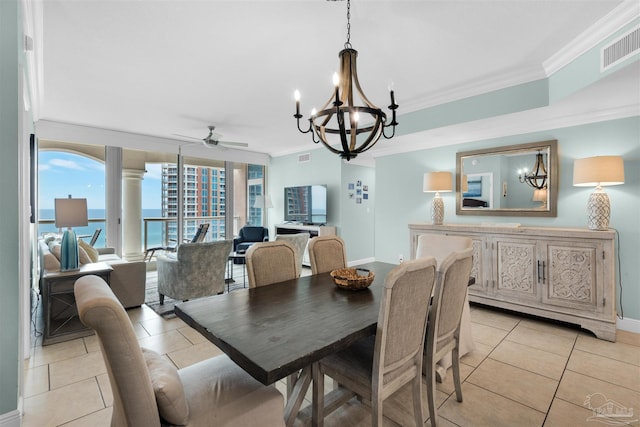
[544,0,640,76]
[401,65,546,113]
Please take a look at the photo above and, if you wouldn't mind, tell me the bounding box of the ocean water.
[38,208,164,249]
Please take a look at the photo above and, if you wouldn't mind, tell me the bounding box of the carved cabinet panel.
[494,238,539,300]
[542,241,603,313]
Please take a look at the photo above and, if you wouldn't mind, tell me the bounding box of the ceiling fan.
[175,126,249,148]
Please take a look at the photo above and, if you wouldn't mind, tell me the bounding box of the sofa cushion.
[78,239,99,263]
[142,348,189,425]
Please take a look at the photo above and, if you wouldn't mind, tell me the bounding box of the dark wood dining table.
[174,261,396,427]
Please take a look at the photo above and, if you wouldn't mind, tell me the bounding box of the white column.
[122,169,145,261]
[105,146,123,255]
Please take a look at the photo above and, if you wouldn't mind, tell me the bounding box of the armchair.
[233,225,268,255]
[157,240,232,304]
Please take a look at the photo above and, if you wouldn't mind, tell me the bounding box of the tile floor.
[22,269,640,427]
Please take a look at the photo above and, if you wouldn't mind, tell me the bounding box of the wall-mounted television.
[284,185,327,225]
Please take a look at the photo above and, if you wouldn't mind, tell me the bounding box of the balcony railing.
[38,215,233,253]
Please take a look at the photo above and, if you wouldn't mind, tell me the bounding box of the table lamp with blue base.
[55,196,88,271]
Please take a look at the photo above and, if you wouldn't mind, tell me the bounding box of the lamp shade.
[423,172,453,193]
[54,198,88,228]
[532,188,547,202]
[573,156,624,187]
[461,174,469,193]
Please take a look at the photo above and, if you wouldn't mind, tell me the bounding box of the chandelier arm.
[295,116,313,134]
[382,122,396,139]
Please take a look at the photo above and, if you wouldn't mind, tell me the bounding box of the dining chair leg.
[371,390,383,427]
[412,373,424,426]
[425,354,437,427]
[452,343,463,402]
[312,363,324,427]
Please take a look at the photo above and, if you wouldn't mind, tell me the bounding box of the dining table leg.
[284,365,312,427]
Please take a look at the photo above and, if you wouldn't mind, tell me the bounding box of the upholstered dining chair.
[246,240,299,288]
[157,239,231,304]
[74,275,285,427]
[307,235,348,274]
[275,233,309,272]
[416,233,475,382]
[423,247,474,427]
[313,257,438,427]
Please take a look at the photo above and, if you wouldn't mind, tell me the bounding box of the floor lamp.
[423,172,453,225]
[55,196,88,271]
[573,156,624,230]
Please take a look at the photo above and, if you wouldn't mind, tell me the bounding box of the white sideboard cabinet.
[409,223,617,341]
[275,224,337,266]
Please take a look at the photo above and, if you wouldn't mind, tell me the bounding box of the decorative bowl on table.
[330,268,375,291]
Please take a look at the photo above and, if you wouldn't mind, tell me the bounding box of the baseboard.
[617,316,640,334]
[0,410,20,427]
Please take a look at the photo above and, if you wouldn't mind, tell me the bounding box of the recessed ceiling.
[35,0,636,159]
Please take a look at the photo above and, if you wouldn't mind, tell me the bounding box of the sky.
[38,151,162,210]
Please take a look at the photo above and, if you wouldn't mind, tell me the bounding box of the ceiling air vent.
[601,25,640,72]
[298,153,310,163]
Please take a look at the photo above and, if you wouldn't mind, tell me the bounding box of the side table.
[42,262,113,345]
[226,252,247,291]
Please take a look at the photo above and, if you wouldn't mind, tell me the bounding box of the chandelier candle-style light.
[518,150,548,190]
[293,0,398,161]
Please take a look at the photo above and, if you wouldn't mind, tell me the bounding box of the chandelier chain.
[345,0,352,49]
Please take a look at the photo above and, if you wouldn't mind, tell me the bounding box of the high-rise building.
[161,164,226,242]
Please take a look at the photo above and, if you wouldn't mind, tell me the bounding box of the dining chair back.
[275,233,309,272]
[416,233,474,383]
[424,247,474,427]
[307,235,347,274]
[416,233,472,265]
[314,256,438,427]
[246,240,299,288]
[74,275,285,427]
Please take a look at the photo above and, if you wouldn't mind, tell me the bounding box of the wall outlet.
[398,254,404,263]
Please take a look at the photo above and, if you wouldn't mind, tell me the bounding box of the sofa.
[39,238,146,308]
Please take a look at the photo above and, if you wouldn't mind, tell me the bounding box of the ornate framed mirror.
[456,140,558,217]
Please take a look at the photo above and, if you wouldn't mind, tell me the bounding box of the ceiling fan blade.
[220,140,249,148]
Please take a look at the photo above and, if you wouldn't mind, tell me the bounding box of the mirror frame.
[456,140,558,217]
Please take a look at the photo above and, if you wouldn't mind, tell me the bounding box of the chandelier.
[293,0,398,161]
[518,151,548,190]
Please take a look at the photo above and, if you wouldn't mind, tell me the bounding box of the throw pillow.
[48,243,62,261]
[78,239,99,263]
[77,245,92,265]
[141,348,189,425]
